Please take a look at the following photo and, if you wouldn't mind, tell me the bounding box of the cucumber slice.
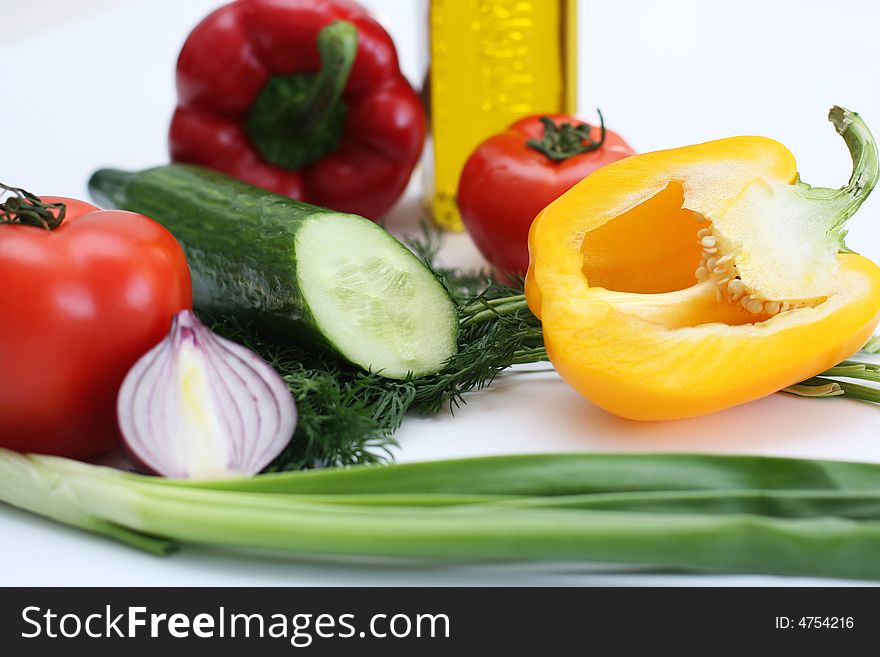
[296,216,458,377]
[89,164,458,378]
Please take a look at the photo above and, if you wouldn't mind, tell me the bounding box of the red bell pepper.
[170,0,425,219]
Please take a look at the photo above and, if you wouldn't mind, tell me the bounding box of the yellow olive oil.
[428,0,578,230]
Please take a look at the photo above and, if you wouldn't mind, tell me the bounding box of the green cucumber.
[88,164,458,379]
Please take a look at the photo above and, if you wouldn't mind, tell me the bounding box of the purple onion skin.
[116,311,297,479]
[120,433,160,477]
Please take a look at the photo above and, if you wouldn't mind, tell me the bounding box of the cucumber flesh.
[296,216,458,378]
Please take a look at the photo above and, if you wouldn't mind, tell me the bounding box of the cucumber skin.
[89,164,342,354]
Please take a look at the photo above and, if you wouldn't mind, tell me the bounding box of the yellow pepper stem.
[795,106,880,247]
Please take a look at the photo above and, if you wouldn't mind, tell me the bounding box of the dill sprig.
[214,227,545,471]
[404,222,496,303]
[413,291,544,414]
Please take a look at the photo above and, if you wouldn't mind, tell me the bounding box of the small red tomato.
[0,189,192,458]
[458,113,636,275]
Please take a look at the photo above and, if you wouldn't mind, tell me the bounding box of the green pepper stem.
[298,21,359,134]
[796,106,880,246]
[245,21,359,170]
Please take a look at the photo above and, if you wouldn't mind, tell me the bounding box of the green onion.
[5,448,880,579]
[170,452,880,495]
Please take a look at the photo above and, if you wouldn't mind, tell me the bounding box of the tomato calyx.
[526,110,607,162]
[0,182,65,230]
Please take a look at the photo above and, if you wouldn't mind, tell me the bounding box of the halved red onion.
[117,310,297,479]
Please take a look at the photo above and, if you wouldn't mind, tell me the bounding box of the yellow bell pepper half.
[526,107,880,420]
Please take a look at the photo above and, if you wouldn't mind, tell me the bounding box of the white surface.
[2,0,880,586]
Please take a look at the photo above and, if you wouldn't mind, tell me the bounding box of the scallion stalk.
[5,448,880,579]
[167,452,880,496]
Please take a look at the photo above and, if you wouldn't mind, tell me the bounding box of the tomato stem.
[526,110,606,162]
[0,182,65,230]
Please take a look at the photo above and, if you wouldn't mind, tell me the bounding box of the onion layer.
[117,310,297,479]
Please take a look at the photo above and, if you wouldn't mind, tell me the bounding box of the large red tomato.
[458,114,636,275]
[0,193,191,458]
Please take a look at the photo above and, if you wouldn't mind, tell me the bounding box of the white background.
[2,0,880,586]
